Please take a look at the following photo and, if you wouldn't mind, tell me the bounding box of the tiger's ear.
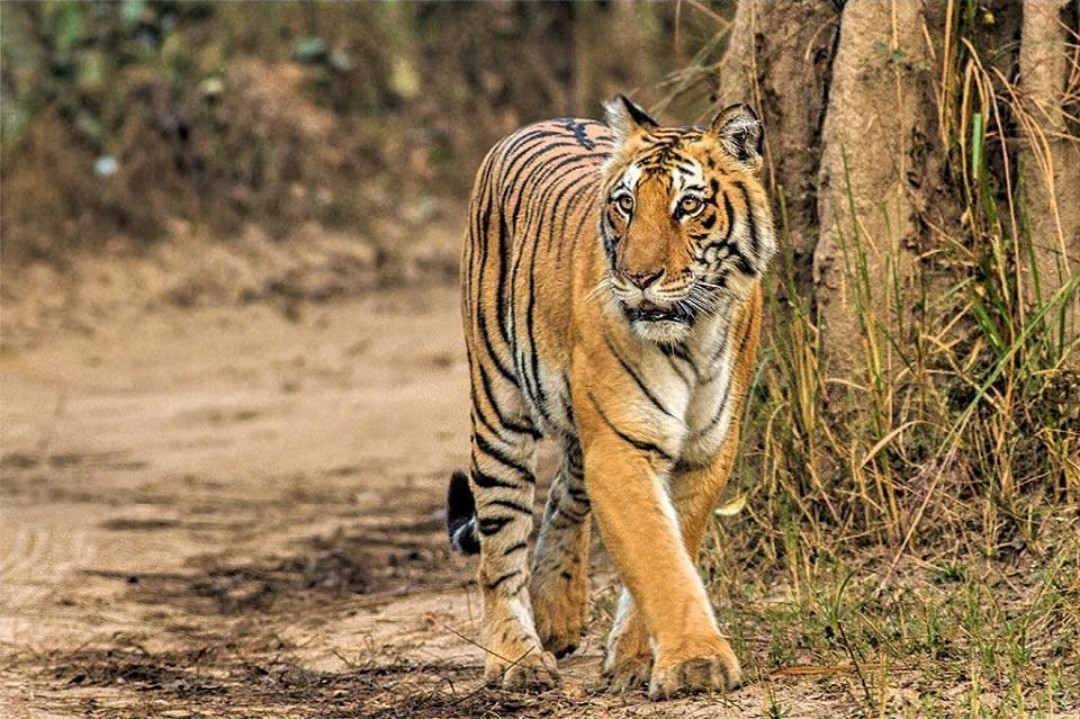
[710,104,763,172]
[604,94,659,142]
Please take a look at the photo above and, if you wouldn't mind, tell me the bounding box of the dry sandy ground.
[2,286,845,718]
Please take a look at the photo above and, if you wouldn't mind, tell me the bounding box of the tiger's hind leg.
[529,440,591,658]
[468,403,558,690]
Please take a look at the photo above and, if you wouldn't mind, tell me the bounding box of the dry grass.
[672,3,1080,717]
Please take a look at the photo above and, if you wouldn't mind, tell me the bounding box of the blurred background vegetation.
[0,1,720,266]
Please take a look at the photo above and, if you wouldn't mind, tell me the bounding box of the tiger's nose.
[624,269,663,289]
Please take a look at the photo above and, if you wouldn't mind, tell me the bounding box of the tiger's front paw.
[648,640,741,700]
[603,612,653,694]
[604,653,653,693]
[531,577,588,658]
[484,648,560,691]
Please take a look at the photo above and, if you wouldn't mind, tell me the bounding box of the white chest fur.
[620,304,739,468]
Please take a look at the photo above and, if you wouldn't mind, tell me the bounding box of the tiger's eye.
[615,194,634,214]
[679,196,703,216]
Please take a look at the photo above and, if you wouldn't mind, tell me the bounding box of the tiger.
[446,95,775,700]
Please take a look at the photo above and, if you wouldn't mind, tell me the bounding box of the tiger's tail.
[447,470,480,555]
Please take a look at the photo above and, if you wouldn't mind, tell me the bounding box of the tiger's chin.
[629,317,693,345]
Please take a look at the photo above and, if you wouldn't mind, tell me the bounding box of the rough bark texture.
[812,0,938,381]
[1018,0,1080,354]
[716,1,840,291]
[716,0,1080,383]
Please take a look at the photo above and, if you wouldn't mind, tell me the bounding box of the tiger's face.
[600,97,775,344]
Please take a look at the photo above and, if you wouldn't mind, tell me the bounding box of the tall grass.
[677,4,1080,715]
[726,1,1080,567]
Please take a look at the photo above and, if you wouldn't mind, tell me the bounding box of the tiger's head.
[599,95,776,344]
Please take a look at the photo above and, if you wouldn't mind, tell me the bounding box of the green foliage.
[1,1,696,263]
[0,1,440,258]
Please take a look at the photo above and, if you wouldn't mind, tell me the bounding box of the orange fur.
[450,96,775,699]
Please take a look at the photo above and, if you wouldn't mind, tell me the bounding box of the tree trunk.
[1018,0,1080,359]
[717,0,1080,382]
[716,1,840,295]
[812,0,939,381]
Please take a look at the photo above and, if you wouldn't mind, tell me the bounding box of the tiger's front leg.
[469,420,558,690]
[579,400,740,700]
[605,429,745,696]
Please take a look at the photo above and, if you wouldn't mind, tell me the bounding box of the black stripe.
[503,141,593,211]
[499,143,581,374]
[502,541,528,556]
[603,333,677,419]
[567,486,590,504]
[471,465,517,490]
[551,499,589,524]
[658,343,694,387]
[694,309,755,439]
[707,333,730,370]
[556,172,599,243]
[732,180,762,262]
[698,193,736,258]
[548,511,588,530]
[523,222,551,427]
[704,300,735,368]
[486,570,522,592]
[486,498,533,515]
[503,130,577,167]
[475,304,518,385]
[494,212,513,349]
[512,155,577,424]
[544,167,596,256]
[564,443,584,476]
[474,434,535,482]
[477,361,541,439]
[494,136,551,192]
[663,342,699,382]
[587,391,675,463]
[735,305,757,359]
[472,398,513,449]
[692,385,732,440]
[479,516,515,536]
[472,163,512,359]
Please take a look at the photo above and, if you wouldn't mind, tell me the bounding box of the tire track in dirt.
[0,523,95,613]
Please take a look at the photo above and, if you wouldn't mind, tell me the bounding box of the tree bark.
[715,1,840,292]
[1018,0,1080,357]
[716,0,1080,383]
[812,0,938,382]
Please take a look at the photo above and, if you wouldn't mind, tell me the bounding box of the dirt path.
[1,287,800,718]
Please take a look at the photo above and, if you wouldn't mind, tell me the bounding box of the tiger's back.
[461,117,616,439]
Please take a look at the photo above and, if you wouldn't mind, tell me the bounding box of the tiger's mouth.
[622,300,694,324]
